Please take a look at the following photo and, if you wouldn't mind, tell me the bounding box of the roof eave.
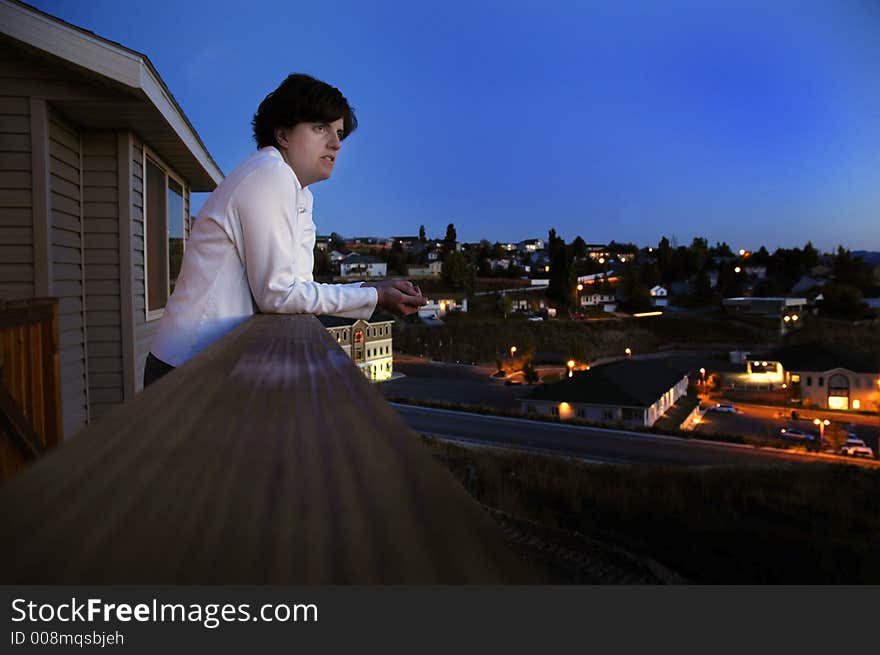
[1,0,223,190]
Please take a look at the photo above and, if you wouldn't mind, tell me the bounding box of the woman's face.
[275,118,345,187]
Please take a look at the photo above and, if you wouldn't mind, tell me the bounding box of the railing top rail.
[0,315,529,584]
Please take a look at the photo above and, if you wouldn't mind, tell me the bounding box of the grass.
[421,435,880,583]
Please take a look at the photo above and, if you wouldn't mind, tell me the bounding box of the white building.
[650,285,668,307]
[319,313,395,382]
[521,359,691,428]
[338,254,387,279]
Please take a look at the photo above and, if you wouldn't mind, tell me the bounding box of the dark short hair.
[251,73,358,148]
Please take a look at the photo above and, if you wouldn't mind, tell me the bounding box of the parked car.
[527,316,544,322]
[711,402,738,413]
[779,427,816,441]
[840,437,874,458]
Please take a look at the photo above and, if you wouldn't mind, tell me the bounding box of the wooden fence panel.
[0,298,62,481]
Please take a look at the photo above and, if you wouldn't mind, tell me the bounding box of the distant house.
[722,296,808,334]
[315,235,332,251]
[407,261,442,278]
[418,292,468,320]
[518,238,544,253]
[579,292,616,313]
[0,1,223,437]
[319,312,395,382]
[520,359,691,428]
[338,254,387,279]
[752,342,880,411]
[487,258,511,272]
[791,275,826,294]
[388,236,421,251]
[649,285,668,307]
[743,265,767,279]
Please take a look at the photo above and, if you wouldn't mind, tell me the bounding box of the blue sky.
[29,0,880,251]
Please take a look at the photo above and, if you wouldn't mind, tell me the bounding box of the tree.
[546,228,577,313]
[442,251,474,291]
[522,360,539,384]
[571,235,587,259]
[620,260,652,312]
[330,231,345,252]
[444,223,457,254]
[820,283,868,319]
[418,224,426,242]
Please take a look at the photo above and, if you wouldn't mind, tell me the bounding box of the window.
[818,377,824,387]
[551,406,559,416]
[806,376,812,387]
[145,152,186,320]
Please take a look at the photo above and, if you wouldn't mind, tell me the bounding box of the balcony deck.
[0,315,530,584]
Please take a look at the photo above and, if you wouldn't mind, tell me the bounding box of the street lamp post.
[566,359,575,378]
[625,347,632,358]
[813,418,830,450]
[510,345,517,359]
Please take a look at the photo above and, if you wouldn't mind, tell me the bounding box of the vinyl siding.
[0,94,33,299]
[131,136,152,389]
[48,109,88,437]
[82,133,122,419]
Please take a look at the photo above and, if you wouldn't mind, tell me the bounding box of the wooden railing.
[0,314,530,584]
[0,298,62,482]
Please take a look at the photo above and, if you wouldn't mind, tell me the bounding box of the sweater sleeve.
[232,163,378,318]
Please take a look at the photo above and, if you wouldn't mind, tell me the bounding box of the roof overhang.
[1,0,223,190]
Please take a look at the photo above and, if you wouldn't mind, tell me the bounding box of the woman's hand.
[361,280,427,316]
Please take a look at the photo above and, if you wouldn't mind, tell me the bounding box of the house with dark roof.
[318,311,395,381]
[338,253,387,279]
[752,342,880,411]
[520,359,692,427]
[0,0,223,438]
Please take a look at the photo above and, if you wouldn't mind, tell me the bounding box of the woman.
[144,73,425,386]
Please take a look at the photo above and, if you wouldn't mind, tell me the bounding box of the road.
[697,401,880,454]
[391,404,875,468]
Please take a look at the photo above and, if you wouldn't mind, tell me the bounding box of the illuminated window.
[852,400,861,410]
[791,374,801,383]
[827,396,848,410]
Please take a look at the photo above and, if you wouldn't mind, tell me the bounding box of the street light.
[510,345,517,358]
[813,418,830,448]
[567,359,575,378]
[734,266,741,273]
[625,347,632,357]
[699,367,706,384]
[577,284,583,291]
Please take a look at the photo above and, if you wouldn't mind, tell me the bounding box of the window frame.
[143,145,188,322]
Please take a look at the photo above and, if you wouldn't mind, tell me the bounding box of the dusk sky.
[29,0,880,252]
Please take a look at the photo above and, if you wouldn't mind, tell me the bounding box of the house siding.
[82,132,122,418]
[0,94,33,300]
[131,136,153,390]
[48,108,89,438]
